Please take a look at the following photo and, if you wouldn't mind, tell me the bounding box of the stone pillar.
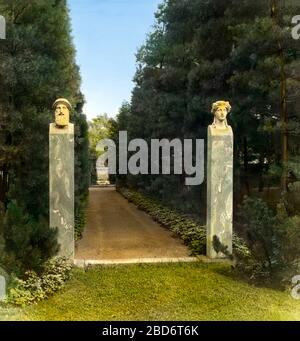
[207,101,233,258]
[49,123,74,259]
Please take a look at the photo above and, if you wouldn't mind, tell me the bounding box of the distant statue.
[52,98,72,128]
[210,100,232,131]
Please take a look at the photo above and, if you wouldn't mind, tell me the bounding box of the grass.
[0,303,23,321]
[14,262,300,321]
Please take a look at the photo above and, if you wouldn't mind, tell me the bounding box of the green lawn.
[0,303,23,321]
[9,262,300,321]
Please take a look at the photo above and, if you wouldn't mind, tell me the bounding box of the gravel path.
[75,187,190,260]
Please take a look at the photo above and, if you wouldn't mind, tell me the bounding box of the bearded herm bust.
[50,98,74,134]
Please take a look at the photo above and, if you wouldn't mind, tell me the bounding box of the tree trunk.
[0,165,9,206]
[243,136,250,195]
[258,154,265,192]
[271,0,288,191]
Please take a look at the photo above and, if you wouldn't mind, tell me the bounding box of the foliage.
[7,257,72,306]
[234,196,300,285]
[88,114,117,153]
[2,201,58,275]
[117,0,300,214]
[75,193,88,240]
[0,0,90,274]
[74,109,90,239]
[88,114,118,185]
[275,208,300,281]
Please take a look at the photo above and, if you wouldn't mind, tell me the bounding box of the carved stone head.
[211,101,231,128]
[53,98,72,127]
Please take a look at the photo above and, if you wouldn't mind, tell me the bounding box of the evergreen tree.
[117,0,300,216]
[0,0,90,272]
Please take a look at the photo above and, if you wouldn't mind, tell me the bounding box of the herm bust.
[209,100,232,133]
[50,98,74,134]
[53,98,72,127]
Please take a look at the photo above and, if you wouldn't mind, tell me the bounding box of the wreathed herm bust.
[209,100,232,132]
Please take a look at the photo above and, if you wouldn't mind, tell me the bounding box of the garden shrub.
[274,212,300,282]
[235,196,300,285]
[2,200,59,275]
[281,181,300,216]
[7,257,72,306]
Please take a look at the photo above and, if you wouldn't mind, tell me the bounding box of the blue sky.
[68,0,162,120]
